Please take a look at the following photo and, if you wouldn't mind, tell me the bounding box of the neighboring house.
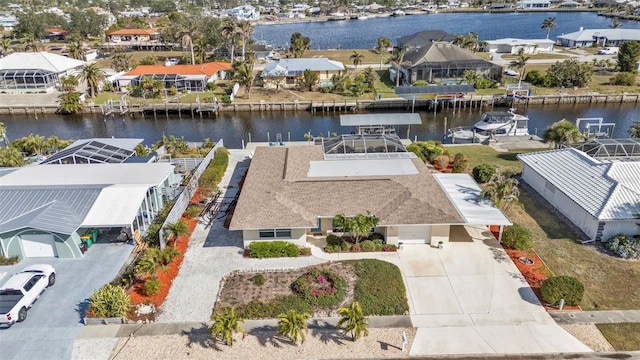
[485,38,555,54]
[557,28,640,47]
[0,13,18,31]
[518,147,640,242]
[226,5,260,20]
[229,133,511,248]
[261,58,345,88]
[106,28,160,46]
[252,43,279,61]
[397,30,456,48]
[400,42,502,84]
[489,3,514,8]
[0,139,179,259]
[517,0,551,8]
[558,1,581,7]
[0,52,86,93]
[116,62,231,92]
[46,27,67,41]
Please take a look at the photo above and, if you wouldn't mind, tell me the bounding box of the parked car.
[597,47,619,55]
[0,264,55,327]
[504,69,520,76]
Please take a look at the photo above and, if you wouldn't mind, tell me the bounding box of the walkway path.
[552,310,640,325]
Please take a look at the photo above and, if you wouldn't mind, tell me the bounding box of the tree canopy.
[617,41,640,73]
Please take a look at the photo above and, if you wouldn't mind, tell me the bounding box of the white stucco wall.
[242,228,307,248]
[430,225,450,247]
[602,219,640,241]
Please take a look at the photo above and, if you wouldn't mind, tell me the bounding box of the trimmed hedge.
[472,163,495,183]
[540,276,584,306]
[236,295,312,319]
[248,241,300,258]
[199,147,229,193]
[502,223,534,250]
[350,259,409,315]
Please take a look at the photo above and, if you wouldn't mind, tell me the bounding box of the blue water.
[254,12,640,50]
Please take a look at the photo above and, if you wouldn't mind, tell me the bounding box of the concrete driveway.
[400,225,592,356]
[0,241,133,360]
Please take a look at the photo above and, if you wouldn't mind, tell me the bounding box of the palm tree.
[387,46,412,87]
[221,18,239,62]
[165,219,191,242]
[609,19,621,29]
[79,63,106,98]
[543,119,581,149]
[233,62,254,98]
[376,37,392,70]
[334,212,378,243]
[629,122,640,138]
[66,36,84,60]
[289,32,311,58]
[541,17,557,39]
[480,167,520,212]
[46,136,62,153]
[277,310,309,345]
[238,20,254,62]
[181,33,195,65]
[350,51,364,70]
[0,38,12,56]
[110,52,133,72]
[59,75,79,93]
[193,38,207,64]
[21,33,42,52]
[509,48,530,87]
[209,307,245,348]
[337,302,369,341]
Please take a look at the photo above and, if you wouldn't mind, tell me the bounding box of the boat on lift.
[448,109,529,142]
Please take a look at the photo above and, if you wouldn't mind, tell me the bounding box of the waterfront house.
[106,28,160,47]
[46,27,67,41]
[0,13,18,31]
[557,28,640,47]
[397,30,456,48]
[558,1,581,8]
[517,0,551,8]
[116,62,231,92]
[484,38,555,54]
[226,5,260,20]
[519,145,640,242]
[400,42,502,84]
[229,133,511,248]
[261,58,345,89]
[0,52,86,93]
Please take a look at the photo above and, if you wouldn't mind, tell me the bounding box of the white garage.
[21,234,57,257]
[398,225,431,244]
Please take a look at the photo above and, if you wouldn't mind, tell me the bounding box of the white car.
[0,264,55,326]
[597,47,619,55]
[504,69,520,77]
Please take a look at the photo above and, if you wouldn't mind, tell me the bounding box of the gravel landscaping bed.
[560,324,615,352]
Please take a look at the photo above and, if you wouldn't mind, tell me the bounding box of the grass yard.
[502,53,572,60]
[94,50,188,68]
[596,323,640,351]
[443,145,543,174]
[306,49,390,67]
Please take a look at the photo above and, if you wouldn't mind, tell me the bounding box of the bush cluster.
[236,295,312,319]
[143,276,161,296]
[452,153,468,173]
[185,205,200,218]
[199,147,229,194]
[350,259,409,315]
[251,274,266,286]
[88,283,131,318]
[0,255,20,266]
[606,234,640,259]
[540,276,584,306]
[501,224,534,250]
[325,234,396,253]
[248,241,301,258]
[473,163,496,183]
[610,72,637,86]
[406,141,445,163]
[291,269,347,307]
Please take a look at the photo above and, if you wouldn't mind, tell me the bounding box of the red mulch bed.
[503,246,580,311]
[128,217,197,307]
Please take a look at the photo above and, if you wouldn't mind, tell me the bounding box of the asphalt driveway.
[0,241,133,360]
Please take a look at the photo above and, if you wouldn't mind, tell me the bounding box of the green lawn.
[596,323,640,351]
[443,145,542,174]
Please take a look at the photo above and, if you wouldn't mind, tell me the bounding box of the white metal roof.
[558,28,640,42]
[433,173,512,226]
[0,163,173,187]
[81,185,150,227]
[340,113,422,126]
[308,158,418,177]
[485,38,555,46]
[262,58,345,76]
[518,148,640,220]
[0,52,86,73]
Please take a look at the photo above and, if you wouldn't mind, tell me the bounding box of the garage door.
[21,234,56,257]
[398,225,430,244]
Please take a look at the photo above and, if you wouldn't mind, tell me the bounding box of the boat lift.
[576,118,615,139]
[339,113,422,139]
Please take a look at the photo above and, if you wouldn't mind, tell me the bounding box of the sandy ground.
[560,324,615,352]
[108,327,416,360]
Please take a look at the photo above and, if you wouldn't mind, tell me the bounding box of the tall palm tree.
[350,51,364,70]
[238,20,254,62]
[181,33,195,65]
[541,17,557,39]
[21,33,42,52]
[165,219,191,241]
[66,36,84,60]
[337,302,369,341]
[480,167,520,212]
[79,63,106,98]
[629,121,640,138]
[543,119,581,149]
[221,18,239,62]
[233,62,254,98]
[209,307,245,348]
[376,37,392,70]
[388,46,411,87]
[59,75,79,92]
[277,310,309,345]
[192,38,207,64]
[0,38,12,56]
[110,52,133,72]
[509,48,530,87]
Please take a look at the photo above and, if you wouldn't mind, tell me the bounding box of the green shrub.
[206,82,217,91]
[158,246,181,266]
[341,240,352,251]
[326,234,342,246]
[168,86,178,95]
[236,295,312,319]
[472,163,496,183]
[610,72,636,86]
[606,234,640,259]
[540,276,584,306]
[502,223,533,250]
[185,205,200,218]
[0,254,20,265]
[221,94,232,104]
[291,268,346,307]
[452,153,468,173]
[369,232,384,242]
[361,240,376,252]
[350,259,409,315]
[324,244,339,253]
[249,241,300,258]
[89,283,131,318]
[406,143,427,163]
[199,147,229,193]
[351,243,362,252]
[251,273,266,286]
[143,276,162,296]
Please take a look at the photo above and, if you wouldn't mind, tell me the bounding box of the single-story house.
[558,1,581,8]
[46,27,67,41]
[484,38,555,54]
[518,147,640,242]
[0,162,179,259]
[40,138,148,165]
[557,28,640,47]
[230,134,511,248]
[517,0,551,8]
[0,52,86,93]
[400,42,503,84]
[116,62,231,92]
[397,30,456,48]
[106,28,160,45]
[261,58,345,88]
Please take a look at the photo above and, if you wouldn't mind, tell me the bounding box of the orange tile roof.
[124,62,232,77]
[107,28,158,36]
[46,28,67,34]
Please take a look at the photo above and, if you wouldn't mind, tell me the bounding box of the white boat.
[357,13,368,19]
[448,109,529,141]
[391,10,406,16]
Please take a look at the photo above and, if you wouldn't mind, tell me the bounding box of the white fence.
[158,139,224,248]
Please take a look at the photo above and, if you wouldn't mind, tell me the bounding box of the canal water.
[2,103,639,148]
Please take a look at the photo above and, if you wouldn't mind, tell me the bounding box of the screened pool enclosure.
[0,69,60,90]
[130,74,208,92]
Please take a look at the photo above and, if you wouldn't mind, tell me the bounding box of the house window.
[259,229,292,238]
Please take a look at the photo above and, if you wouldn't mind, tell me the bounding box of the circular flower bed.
[291,269,346,308]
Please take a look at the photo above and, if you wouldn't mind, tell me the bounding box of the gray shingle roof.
[397,30,456,48]
[402,42,487,68]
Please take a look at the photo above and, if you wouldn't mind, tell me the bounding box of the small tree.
[480,167,520,212]
[543,119,581,149]
[617,41,640,72]
[165,219,191,242]
[540,276,584,306]
[501,223,533,250]
[88,283,131,318]
[57,92,83,114]
[334,213,378,243]
[300,69,318,91]
[350,50,364,69]
[337,302,369,341]
[452,153,468,173]
[210,307,245,347]
[434,154,450,170]
[277,309,309,345]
